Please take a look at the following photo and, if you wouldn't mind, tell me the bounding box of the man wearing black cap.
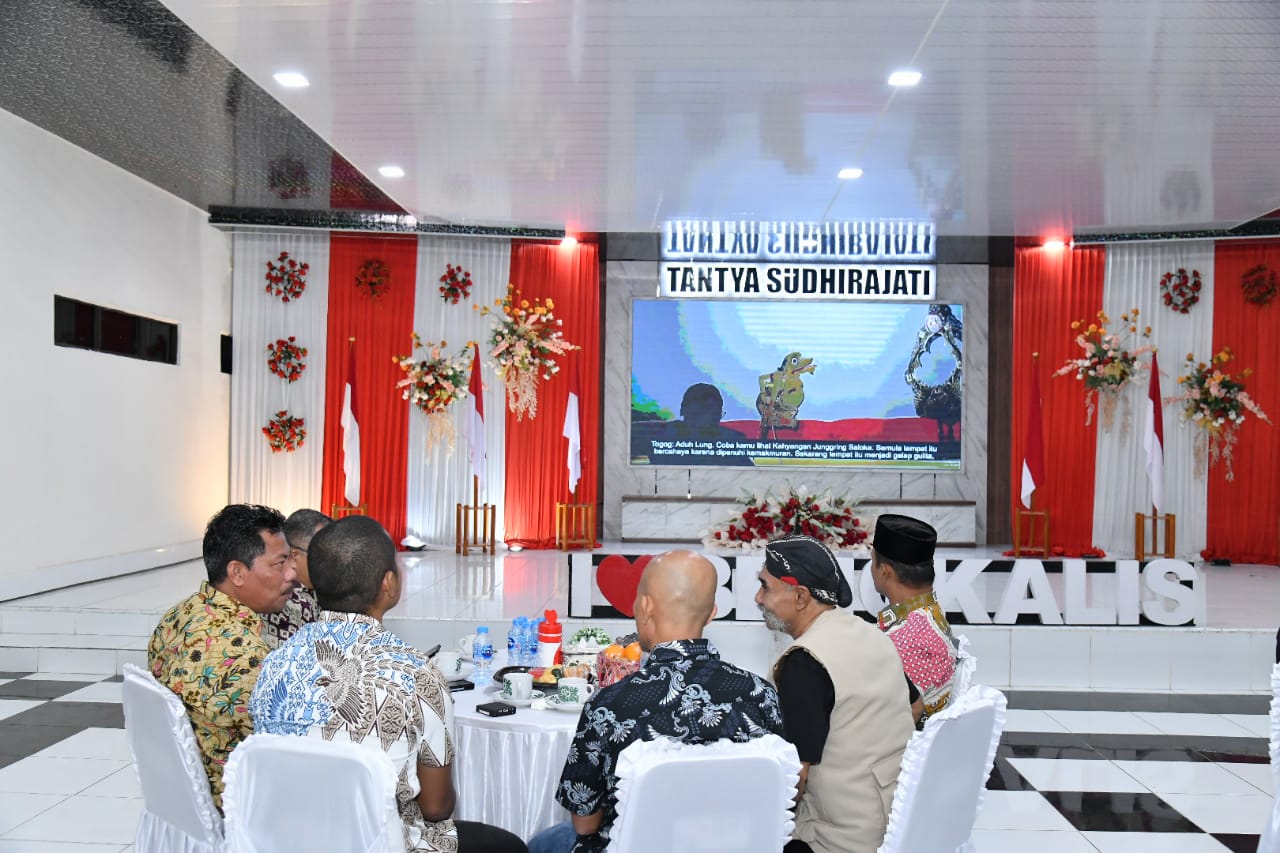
[870,514,960,723]
[755,535,914,853]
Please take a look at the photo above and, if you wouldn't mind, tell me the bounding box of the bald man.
[529,551,785,853]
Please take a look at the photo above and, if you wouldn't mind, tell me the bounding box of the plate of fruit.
[520,663,594,690]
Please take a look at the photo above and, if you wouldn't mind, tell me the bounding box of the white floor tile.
[1110,760,1263,796]
[1003,709,1069,733]
[34,729,131,761]
[19,673,103,683]
[0,793,64,836]
[1006,758,1150,792]
[1218,762,1275,796]
[0,680,10,687]
[79,766,141,799]
[0,700,41,722]
[967,829,1099,852]
[1131,712,1263,738]
[1,796,142,844]
[1083,832,1231,852]
[973,790,1076,830]
[1042,710,1163,736]
[1158,792,1275,834]
[51,682,122,704]
[1217,713,1271,738]
[0,757,128,795]
[0,839,129,852]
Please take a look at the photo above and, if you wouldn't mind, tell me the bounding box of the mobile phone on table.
[476,701,516,717]
[448,679,476,692]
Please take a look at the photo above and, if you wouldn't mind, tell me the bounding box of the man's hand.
[571,810,603,837]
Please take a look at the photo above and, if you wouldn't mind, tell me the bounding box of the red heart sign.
[596,554,651,617]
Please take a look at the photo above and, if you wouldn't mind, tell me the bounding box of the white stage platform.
[0,545,1275,694]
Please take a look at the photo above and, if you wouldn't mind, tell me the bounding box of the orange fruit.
[603,644,624,659]
[623,642,642,661]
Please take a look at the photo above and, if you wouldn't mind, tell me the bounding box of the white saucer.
[438,661,474,680]
[545,695,586,713]
[483,685,547,708]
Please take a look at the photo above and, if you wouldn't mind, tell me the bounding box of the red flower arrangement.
[1241,264,1277,306]
[439,264,473,304]
[356,258,390,299]
[264,252,309,303]
[265,336,308,383]
[703,486,869,551]
[1159,267,1201,314]
[262,410,306,453]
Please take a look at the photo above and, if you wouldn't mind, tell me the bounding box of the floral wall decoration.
[1159,267,1202,314]
[266,336,308,382]
[1175,347,1270,480]
[394,334,474,450]
[356,257,390,299]
[475,283,577,420]
[438,263,473,304]
[263,410,306,452]
[264,251,309,302]
[1055,308,1153,429]
[704,485,869,551]
[1241,264,1278,306]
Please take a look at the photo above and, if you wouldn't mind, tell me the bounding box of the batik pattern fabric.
[878,590,958,717]
[147,581,268,808]
[250,611,458,853]
[261,585,319,649]
[555,639,785,853]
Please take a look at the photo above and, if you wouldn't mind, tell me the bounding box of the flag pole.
[1030,351,1038,513]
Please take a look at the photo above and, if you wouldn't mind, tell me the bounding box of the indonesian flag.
[466,343,486,486]
[1144,352,1165,513]
[341,347,361,507]
[1020,363,1045,509]
[562,357,582,494]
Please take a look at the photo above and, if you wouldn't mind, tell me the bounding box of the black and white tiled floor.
[0,672,1271,852]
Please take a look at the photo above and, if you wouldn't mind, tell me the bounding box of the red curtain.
[1205,240,1280,563]
[321,234,418,542]
[1011,245,1106,554]
[503,241,601,548]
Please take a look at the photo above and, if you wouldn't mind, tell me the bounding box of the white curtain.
[229,232,330,515]
[404,236,512,544]
[1092,240,1214,558]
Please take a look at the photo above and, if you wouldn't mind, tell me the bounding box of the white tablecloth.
[452,686,580,840]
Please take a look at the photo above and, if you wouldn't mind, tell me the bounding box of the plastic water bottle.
[472,626,494,685]
[508,618,525,666]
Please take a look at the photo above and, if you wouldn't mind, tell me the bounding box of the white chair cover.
[877,684,1007,853]
[120,663,224,853]
[1259,662,1280,853]
[951,633,977,697]
[222,733,405,853]
[607,734,800,853]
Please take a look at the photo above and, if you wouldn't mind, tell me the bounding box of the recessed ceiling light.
[378,165,405,178]
[273,71,310,89]
[838,167,864,180]
[888,70,922,87]
[560,235,578,248]
[1043,238,1066,250]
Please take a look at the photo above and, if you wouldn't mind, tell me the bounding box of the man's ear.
[225,561,249,588]
[634,592,653,626]
[380,568,399,602]
[704,603,718,626]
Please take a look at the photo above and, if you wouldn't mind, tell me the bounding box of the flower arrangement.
[475,283,578,420]
[438,264,473,304]
[393,335,474,450]
[265,336,308,383]
[1054,309,1153,426]
[264,252,309,303]
[703,486,869,551]
[1176,347,1269,480]
[1159,267,1202,314]
[1241,264,1278,306]
[262,410,306,453]
[356,258,390,299]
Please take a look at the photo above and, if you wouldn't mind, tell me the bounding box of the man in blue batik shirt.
[528,550,785,853]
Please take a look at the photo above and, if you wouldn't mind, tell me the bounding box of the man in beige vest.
[755,535,915,853]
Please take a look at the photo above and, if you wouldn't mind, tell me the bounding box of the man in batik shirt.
[251,516,526,853]
[528,550,785,853]
[869,514,959,724]
[148,503,297,807]
[261,508,330,649]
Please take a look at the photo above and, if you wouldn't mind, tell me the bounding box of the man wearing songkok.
[148,503,296,808]
[261,508,331,649]
[250,516,526,853]
[528,550,785,853]
[870,513,959,723]
[755,534,914,853]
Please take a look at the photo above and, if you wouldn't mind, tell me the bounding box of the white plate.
[437,661,474,680]
[483,685,547,708]
[545,695,587,713]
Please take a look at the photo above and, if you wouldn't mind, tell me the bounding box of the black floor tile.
[0,723,82,758]
[1082,734,1267,757]
[0,672,35,679]
[1042,791,1203,833]
[986,756,1034,791]
[1086,746,1209,762]
[0,701,123,729]
[1196,749,1270,764]
[1001,731,1096,751]
[0,679,96,701]
[103,674,124,683]
[1004,691,1269,714]
[1213,833,1263,852]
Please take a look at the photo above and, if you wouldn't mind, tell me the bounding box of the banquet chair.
[877,684,1007,853]
[120,663,225,853]
[607,733,800,853]
[222,733,405,853]
[951,633,978,697]
[1258,662,1280,853]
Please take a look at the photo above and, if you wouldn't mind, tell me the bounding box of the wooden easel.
[1135,509,1177,560]
[456,475,496,555]
[557,492,596,551]
[1014,502,1050,557]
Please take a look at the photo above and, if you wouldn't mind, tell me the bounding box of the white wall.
[0,108,230,599]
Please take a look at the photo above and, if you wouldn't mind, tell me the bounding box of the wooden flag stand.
[456,475,496,556]
[557,491,596,551]
[1135,509,1176,560]
[331,503,367,518]
[1013,498,1050,557]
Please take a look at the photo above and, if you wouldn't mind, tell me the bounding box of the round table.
[452,684,580,840]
